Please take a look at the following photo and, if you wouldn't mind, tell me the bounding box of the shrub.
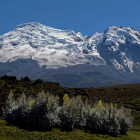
[2,92,132,136]
[59,94,89,131]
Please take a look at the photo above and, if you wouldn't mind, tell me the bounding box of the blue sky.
[0,0,140,36]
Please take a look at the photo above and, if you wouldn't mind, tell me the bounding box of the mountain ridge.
[0,22,140,87]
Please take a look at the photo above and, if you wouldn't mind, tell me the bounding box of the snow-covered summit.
[103,26,140,48]
[0,22,140,72]
[99,26,140,72]
[0,22,105,69]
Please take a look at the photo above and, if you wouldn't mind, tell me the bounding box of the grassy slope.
[0,77,140,139]
[0,120,140,140]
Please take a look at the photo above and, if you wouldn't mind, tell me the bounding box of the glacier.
[0,22,140,73]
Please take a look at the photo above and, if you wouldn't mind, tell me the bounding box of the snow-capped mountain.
[0,22,105,69]
[0,22,140,87]
[99,26,140,73]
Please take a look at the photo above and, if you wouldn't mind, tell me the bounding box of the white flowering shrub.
[59,95,89,131]
[86,102,120,136]
[2,92,132,136]
[2,91,60,130]
[117,106,132,135]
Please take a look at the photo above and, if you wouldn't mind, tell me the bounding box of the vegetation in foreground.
[0,75,140,139]
[0,119,140,140]
[2,91,132,136]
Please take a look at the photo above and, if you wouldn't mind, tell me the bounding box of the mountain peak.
[103,25,140,46]
[0,23,140,73]
[1,23,140,87]
[16,22,45,29]
[104,25,140,35]
[15,22,76,33]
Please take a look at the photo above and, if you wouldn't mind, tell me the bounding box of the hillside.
[0,75,140,125]
[0,76,140,139]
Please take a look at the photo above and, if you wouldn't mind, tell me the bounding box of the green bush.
[2,92,132,136]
